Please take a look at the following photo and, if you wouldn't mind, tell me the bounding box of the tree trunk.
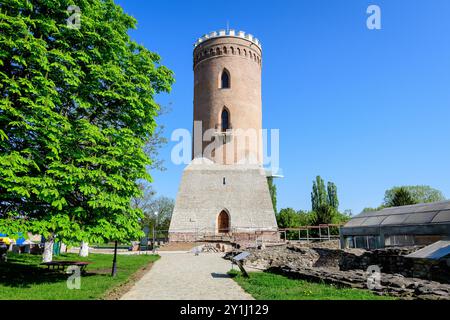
[79,241,89,257]
[42,236,54,263]
[111,241,118,277]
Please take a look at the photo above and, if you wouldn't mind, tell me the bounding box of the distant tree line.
[276,176,352,236]
[362,185,446,213]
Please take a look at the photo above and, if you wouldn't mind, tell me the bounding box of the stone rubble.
[224,241,450,300]
[270,265,450,300]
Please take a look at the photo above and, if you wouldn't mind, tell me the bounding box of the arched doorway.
[217,210,230,233]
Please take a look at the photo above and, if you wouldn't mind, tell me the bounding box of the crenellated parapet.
[194,29,262,49]
[193,30,262,68]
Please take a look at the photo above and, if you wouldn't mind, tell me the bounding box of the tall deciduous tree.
[311,176,327,212]
[327,182,339,210]
[0,0,174,262]
[386,187,417,207]
[311,176,339,225]
[384,185,445,207]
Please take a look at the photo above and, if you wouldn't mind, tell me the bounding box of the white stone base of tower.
[169,158,279,245]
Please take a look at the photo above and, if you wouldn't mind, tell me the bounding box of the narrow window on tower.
[220,69,230,89]
[221,108,229,132]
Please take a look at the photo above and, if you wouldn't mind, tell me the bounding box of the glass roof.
[343,201,450,228]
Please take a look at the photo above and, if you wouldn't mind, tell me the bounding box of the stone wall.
[169,162,278,237]
[339,247,450,284]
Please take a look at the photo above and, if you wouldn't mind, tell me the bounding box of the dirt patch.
[102,261,155,300]
[158,242,201,251]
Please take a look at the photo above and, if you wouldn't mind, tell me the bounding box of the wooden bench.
[40,261,91,273]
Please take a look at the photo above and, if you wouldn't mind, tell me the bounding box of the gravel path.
[120,251,254,300]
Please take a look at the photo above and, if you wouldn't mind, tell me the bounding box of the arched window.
[221,108,229,132]
[221,69,230,89]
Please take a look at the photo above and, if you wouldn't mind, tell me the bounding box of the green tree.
[386,187,417,207]
[383,185,446,206]
[362,207,382,213]
[327,182,339,210]
[0,0,174,262]
[267,177,277,213]
[277,208,300,240]
[297,210,315,226]
[311,176,339,225]
[276,208,299,229]
[144,196,175,232]
[311,204,335,225]
[311,176,327,212]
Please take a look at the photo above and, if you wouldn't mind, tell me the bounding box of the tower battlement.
[194,29,262,49]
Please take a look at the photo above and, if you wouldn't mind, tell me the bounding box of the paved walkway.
[120,251,254,300]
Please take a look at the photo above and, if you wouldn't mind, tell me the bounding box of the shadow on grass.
[0,256,103,289]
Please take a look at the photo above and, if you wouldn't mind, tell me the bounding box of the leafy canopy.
[0,0,174,244]
[311,176,341,225]
[383,185,446,207]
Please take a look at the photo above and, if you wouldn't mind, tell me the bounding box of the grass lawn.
[0,252,159,300]
[229,270,395,300]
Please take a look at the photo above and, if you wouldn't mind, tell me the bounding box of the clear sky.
[116,0,450,214]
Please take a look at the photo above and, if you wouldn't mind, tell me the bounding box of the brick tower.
[192,30,263,165]
[169,30,278,244]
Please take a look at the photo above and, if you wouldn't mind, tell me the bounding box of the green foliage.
[311,176,327,212]
[311,176,340,225]
[362,207,382,213]
[327,182,339,210]
[267,177,277,213]
[276,208,299,228]
[331,210,352,225]
[0,0,174,245]
[311,204,335,225]
[386,187,417,207]
[383,185,446,207]
[277,176,347,232]
[297,210,316,226]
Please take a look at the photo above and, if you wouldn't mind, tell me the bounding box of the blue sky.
[116,0,450,214]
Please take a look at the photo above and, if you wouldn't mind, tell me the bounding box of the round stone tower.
[192,30,263,165]
[168,30,279,244]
